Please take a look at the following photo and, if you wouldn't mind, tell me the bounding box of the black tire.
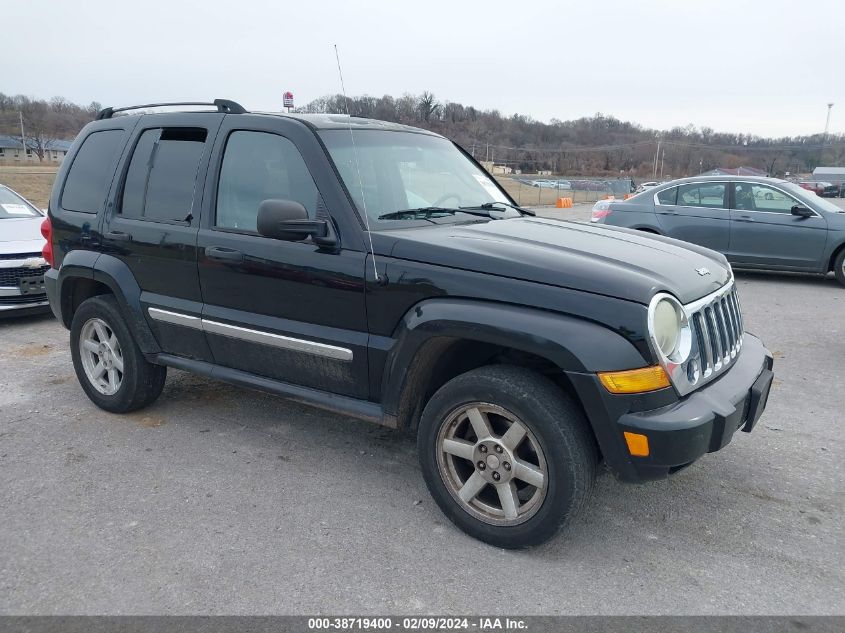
[417,365,597,549]
[70,295,167,413]
[834,249,845,288]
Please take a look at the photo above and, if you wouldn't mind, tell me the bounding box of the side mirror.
[791,205,813,218]
[256,199,336,247]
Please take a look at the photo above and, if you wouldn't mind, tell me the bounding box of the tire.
[417,365,597,548]
[834,249,845,288]
[70,295,167,413]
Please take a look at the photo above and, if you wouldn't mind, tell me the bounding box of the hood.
[0,217,46,255]
[379,217,731,305]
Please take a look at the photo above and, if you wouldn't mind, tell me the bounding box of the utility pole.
[652,137,661,179]
[19,111,26,156]
[660,148,665,180]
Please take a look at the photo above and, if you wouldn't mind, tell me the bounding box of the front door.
[728,181,828,270]
[196,117,369,398]
[653,181,731,252]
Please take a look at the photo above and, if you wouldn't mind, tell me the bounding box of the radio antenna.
[334,44,380,283]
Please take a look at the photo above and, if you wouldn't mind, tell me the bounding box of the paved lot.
[1,232,843,615]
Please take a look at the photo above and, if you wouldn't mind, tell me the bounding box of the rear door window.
[61,130,125,213]
[120,127,207,223]
[677,183,726,209]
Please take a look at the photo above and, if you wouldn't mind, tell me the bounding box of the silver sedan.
[591,175,845,286]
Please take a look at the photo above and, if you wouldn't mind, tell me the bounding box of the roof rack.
[96,99,247,120]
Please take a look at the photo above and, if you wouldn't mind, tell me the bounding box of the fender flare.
[380,298,648,424]
[57,252,161,354]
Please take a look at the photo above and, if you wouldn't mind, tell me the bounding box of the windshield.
[0,187,42,219]
[782,182,844,213]
[319,130,510,225]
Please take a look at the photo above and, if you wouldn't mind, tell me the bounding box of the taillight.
[591,201,612,222]
[40,217,54,268]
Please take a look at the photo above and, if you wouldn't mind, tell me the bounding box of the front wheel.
[417,365,597,548]
[70,295,167,413]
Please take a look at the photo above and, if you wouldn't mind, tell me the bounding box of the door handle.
[735,215,754,223]
[206,247,244,262]
[104,231,132,242]
[657,209,678,215]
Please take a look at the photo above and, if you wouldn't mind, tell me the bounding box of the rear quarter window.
[655,187,677,205]
[61,130,125,213]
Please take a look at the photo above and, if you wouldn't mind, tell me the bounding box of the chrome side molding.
[147,307,353,362]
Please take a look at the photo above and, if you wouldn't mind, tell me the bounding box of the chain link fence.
[494,176,634,206]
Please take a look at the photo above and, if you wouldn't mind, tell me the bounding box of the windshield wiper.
[377,207,459,220]
[459,202,535,216]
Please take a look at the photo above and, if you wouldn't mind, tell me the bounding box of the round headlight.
[653,298,681,357]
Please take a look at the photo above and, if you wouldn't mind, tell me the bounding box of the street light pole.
[824,103,834,142]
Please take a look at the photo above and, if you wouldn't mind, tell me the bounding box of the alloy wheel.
[78,317,124,395]
[436,403,548,526]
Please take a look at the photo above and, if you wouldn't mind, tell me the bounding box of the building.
[480,161,513,175]
[0,135,73,163]
[812,167,845,186]
[700,166,768,177]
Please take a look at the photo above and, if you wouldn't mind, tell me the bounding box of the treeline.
[302,93,845,177]
[0,93,102,160]
[2,91,843,177]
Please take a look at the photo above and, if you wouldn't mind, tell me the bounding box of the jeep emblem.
[696,267,711,276]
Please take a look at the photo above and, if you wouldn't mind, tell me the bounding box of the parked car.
[798,181,839,197]
[0,184,50,316]
[635,181,659,193]
[592,175,845,286]
[43,100,773,548]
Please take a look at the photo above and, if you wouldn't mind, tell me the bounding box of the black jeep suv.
[42,99,774,548]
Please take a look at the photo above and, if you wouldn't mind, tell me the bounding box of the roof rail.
[96,99,247,120]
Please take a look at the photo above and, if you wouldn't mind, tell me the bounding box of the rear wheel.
[418,365,597,548]
[834,249,845,288]
[70,295,166,412]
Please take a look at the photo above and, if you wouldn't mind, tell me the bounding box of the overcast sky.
[5,0,843,138]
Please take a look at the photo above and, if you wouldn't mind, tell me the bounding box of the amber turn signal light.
[597,365,670,394]
[623,431,650,457]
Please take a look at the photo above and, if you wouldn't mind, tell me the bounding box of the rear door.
[728,181,828,270]
[653,182,731,252]
[101,113,223,360]
[195,115,369,399]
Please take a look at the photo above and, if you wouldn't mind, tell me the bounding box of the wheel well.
[828,242,845,272]
[397,338,576,431]
[61,278,113,328]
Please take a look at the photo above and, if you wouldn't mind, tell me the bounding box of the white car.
[0,185,50,315]
[635,181,659,193]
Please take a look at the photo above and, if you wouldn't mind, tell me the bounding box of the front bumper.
[0,287,50,315]
[569,333,774,482]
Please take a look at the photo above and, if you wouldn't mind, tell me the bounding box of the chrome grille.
[0,264,49,287]
[688,283,743,380]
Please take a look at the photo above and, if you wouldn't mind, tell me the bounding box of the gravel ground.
[1,228,843,615]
